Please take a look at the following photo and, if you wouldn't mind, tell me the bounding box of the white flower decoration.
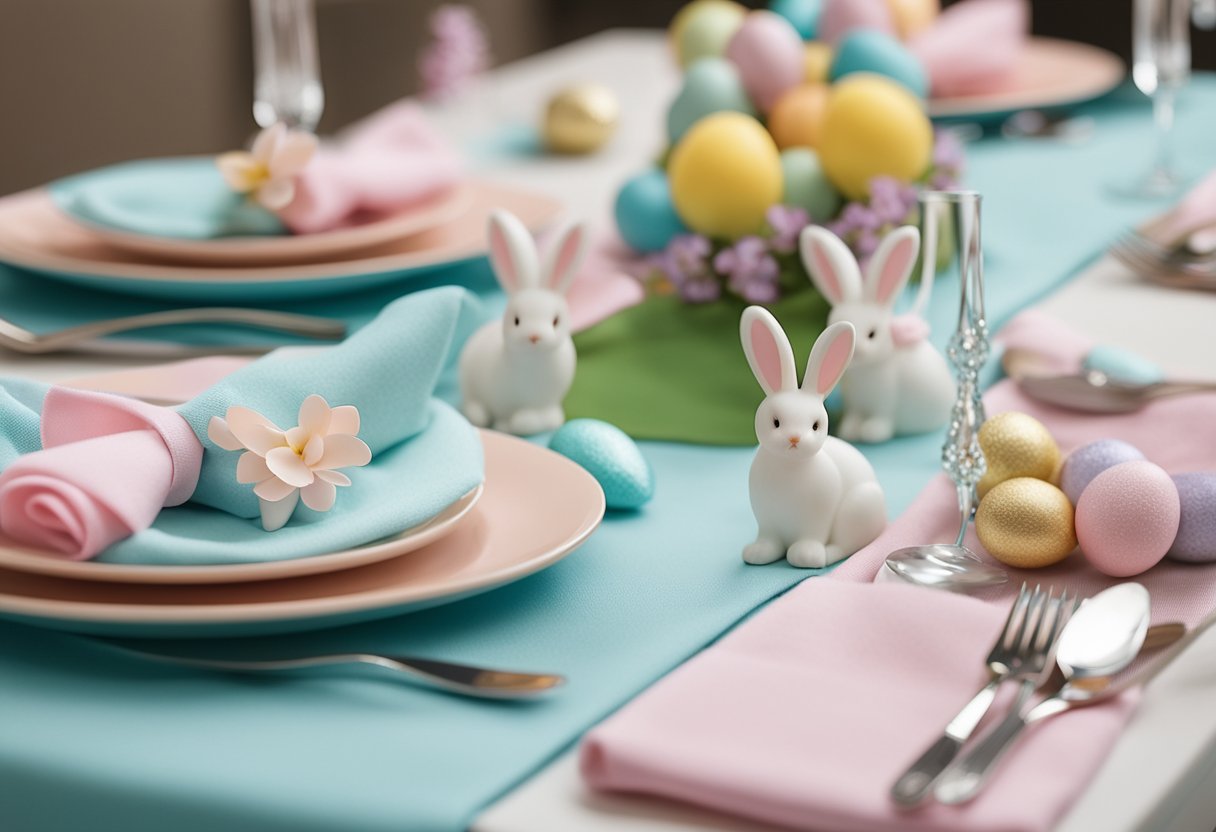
[217,122,318,211]
[208,395,371,532]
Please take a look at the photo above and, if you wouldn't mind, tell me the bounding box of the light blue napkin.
[50,157,285,239]
[0,287,488,565]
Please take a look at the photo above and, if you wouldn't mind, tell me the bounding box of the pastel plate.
[0,485,482,586]
[0,180,561,303]
[928,38,1124,121]
[0,431,605,638]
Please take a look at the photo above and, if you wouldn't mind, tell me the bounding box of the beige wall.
[0,0,545,195]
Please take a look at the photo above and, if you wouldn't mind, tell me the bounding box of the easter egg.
[804,42,834,83]
[830,30,928,98]
[769,0,822,39]
[768,83,830,149]
[976,478,1076,569]
[724,11,806,112]
[817,73,932,200]
[550,419,655,510]
[885,0,940,38]
[1082,345,1165,386]
[671,0,747,68]
[1058,439,1145,504]
[976,411,1060,499]
[614,170,688,253]
[780,148,842,220]
[1168,472,1216,563]
[1076,460,1180,577]
[666,57,756,143]
[543,85,620,154]
[668,112,784,239]
[817,0,894,45]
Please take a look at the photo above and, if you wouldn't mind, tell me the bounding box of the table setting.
[3,0,1216,830]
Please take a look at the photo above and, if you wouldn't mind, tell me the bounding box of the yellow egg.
[768,83,830,150]
[668,112,783,239]
[884,0,941,39]
[976,478,1077,569]
[671,0,747,68]
[543,85,620,154]
[817,73,932,200]
[977,411,1061,498]
[803,42,833,84]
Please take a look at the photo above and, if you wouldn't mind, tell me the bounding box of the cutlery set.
[1110,222,1216,291]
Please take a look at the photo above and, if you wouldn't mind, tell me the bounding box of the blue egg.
[829,30,928,98]
[667,57,756,144]
[1082,345,1165,386]
[614,169,687,254]
[769,0,822,39]
[549,419,655,511]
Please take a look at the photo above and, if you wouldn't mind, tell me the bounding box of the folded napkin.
[910,0,1029,98]
[0,286,486,565]
[583,311,1216,831]
[277,101,463,235]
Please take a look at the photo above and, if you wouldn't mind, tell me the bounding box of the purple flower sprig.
[418,5,490,101]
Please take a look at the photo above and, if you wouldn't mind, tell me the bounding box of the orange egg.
[768,84,830,150]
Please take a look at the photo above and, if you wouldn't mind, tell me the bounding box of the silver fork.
[891,584,1064,805]
[0,307,346,356]
[1110,228,1216,290]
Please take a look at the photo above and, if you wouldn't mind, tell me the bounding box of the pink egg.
[724,11,806,112]
[817,0,895,46]
[1076,460,1181,578]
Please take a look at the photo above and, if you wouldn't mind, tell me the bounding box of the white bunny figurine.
[801,224,954,444]
[459,210,587,435]
[740,307,887,568]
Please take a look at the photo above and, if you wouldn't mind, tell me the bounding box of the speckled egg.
[885,0,940,38]
[671,0,747,68]
[1082,345,1165,386]
[780,147,842,220]
[724,10,806,112]
[803,42,834,83]
[830,29,928,98]
[1058,439,1146,505]
[1076,460,1181,577]
[667,57,756,143]
[769,0,822,38]
[1167,472,1216,563]
[975,478,1077,569]
[668,112,784,239]
[549,419,655,510]
[976,411,1061,499]
[614,169,688,253]
[817,0,894,44]
[817,73,932,200]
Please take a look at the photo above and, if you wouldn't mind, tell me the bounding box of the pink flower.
[715,237,780,304]
[766,205,810,254]
[419,5,490,101]
[217,123,317,211]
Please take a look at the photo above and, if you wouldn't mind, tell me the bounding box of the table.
[3,29,1216,832]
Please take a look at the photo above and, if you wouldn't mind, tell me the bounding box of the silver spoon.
[935,583,1151,803]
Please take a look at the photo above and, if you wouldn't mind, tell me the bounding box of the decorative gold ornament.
[977,411,1060,498]
[976,477,1077,568]
[543,84,619,155]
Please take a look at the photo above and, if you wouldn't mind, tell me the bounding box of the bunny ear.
[740,306,797,396]
[864,226,920,306]
[803,321,855,397]
[543,220,588,295]
[487,210,540,293]
[800,225,863,306]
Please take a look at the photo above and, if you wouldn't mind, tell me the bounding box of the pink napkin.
[565,231,646,332]
[910,0,1030,97]
[277,101,463,235]
[582,310,1216,831]
[0,388,202,559]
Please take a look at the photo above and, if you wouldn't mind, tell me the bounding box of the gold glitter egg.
[976,477,1077,568]
[543,84,619,155]
[977,411,1061,498]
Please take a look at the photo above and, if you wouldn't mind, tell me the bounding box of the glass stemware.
[251,0,325,133]
[1128,0,1193,197]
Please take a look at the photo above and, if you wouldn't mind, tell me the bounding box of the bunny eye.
[553,315,560,327]
[514,316,521,327]
[772,417,780,429]
[812,420,821,431]
[867,328,877,339]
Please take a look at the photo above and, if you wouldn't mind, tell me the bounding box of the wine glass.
[1128,0,1193,197]
[250,0,325,133]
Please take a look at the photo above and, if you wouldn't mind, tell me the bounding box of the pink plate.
[0,431,605,637]
[64,182,475,266]
[927,38,1124,120]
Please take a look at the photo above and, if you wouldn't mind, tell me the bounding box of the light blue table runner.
[1,79,1214,831]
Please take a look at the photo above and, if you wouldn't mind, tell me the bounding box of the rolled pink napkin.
[276,101,462,235]
[582,310,1216,831]
[910,0,1030,97]
[0,387,202,560]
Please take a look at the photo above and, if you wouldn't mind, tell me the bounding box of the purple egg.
[1167,472,1216,563]
[1059,439,1145,505]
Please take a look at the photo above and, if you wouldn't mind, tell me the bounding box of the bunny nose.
[787,435,800,448]
[529,334,540,344]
